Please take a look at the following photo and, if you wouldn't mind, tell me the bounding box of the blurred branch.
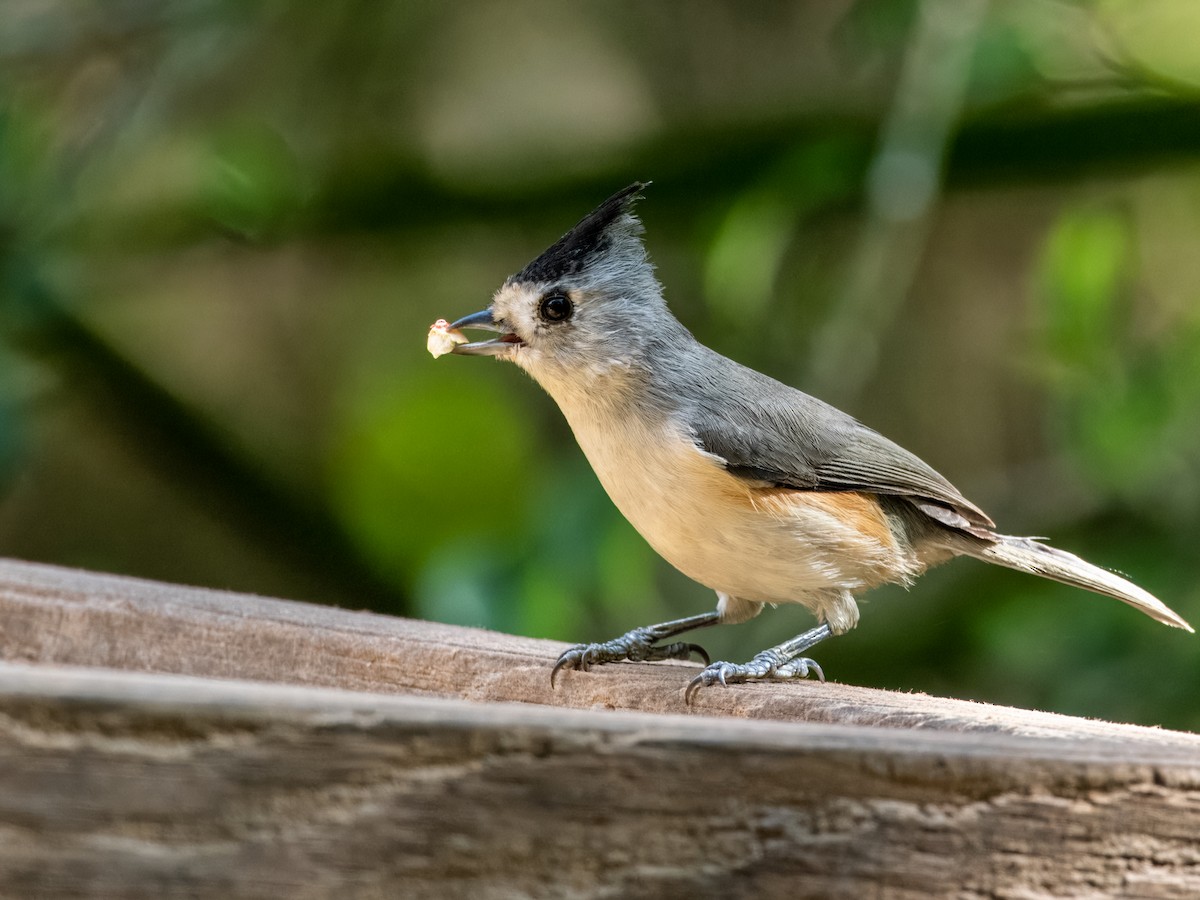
[806,0,989,403]
[302,95,1200,237]
[947,95,1200,185]
[1089,15,1200,101]
[0,63,408,612]
[36,91,1200,256]
[0,274,409,613]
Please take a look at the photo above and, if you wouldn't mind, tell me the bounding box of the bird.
[438,182,1192,700]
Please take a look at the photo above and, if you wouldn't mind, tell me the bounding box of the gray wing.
[678,354,995,533]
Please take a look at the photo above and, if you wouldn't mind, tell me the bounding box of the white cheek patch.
[492,286,542,340]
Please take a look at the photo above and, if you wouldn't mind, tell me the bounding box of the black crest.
[511,182,648,284]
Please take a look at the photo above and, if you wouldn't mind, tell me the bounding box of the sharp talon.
[810,660,826,683]
[684,675,704,705]
[550,657,571,689]
[717,668,728,688]
[549,614,724,684]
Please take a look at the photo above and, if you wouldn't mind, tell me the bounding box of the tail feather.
[966,535,1193,632]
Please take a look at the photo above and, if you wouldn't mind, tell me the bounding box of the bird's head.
[447,182,676,394]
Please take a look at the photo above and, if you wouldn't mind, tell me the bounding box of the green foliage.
[703,139,861,331]
[328,366,535,581]
[964,22,1039,107]
[1037,204,1200,506]
[1037,208,1131,378]
[199,123,308,240]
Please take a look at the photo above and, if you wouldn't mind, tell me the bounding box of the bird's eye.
[538,292,573,323]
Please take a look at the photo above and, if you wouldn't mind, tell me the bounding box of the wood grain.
[1,558,1198,898]
[0,557,1195,745]
[0,664,1196,899]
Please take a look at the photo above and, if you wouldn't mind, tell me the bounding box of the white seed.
[427,319,468,358]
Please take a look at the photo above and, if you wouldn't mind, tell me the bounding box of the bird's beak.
[448,308,523,356]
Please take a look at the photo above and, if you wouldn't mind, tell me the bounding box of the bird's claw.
[684,652,824,704]
[551,627,709,688]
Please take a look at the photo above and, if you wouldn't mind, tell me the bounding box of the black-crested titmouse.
[442,183,1192,699]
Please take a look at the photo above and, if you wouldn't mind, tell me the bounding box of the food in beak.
[427,319,469,358]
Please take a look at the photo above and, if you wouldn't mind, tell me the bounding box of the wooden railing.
[0,558,1196,897]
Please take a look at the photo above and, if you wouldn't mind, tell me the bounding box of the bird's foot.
[684,649,824,704]
[551,625,710,687]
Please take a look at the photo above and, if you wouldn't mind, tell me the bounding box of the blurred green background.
[1,0,1197,729]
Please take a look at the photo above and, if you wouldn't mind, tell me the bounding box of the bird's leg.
[684,623,833,703]
[551,611,721,687]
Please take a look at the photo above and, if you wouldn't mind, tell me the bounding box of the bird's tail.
[963,534,1193,632]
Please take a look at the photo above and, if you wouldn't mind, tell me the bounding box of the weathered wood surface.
[0,557,1195,744]
[0,664,1198,899]
[0,558,1198,898]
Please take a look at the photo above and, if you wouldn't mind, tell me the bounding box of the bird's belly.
[572,418,906,603]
